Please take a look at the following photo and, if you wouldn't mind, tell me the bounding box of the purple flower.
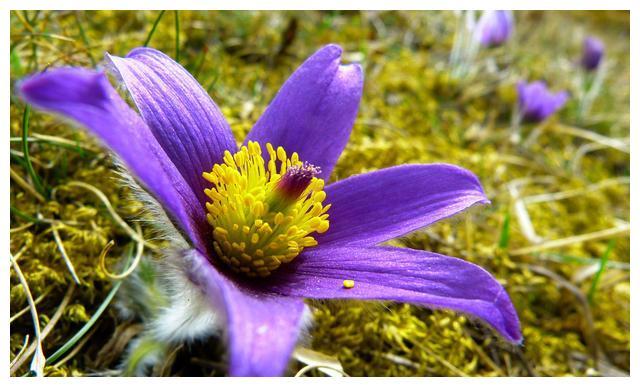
[474,10,514,47]
[19,44,521,376]
[581,36,605,71]
[517,80,569,123]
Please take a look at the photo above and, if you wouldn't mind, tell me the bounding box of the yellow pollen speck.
[343,279,355,289]
[203,141,330,277]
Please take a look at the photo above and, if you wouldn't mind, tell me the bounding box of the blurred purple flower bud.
[517,81,569,123]
[475,10,514,47]
[581,36,605,71]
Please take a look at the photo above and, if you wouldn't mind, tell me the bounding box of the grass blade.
[44,244,134,366]
[174,10,180,61]
[587,239,616,304]
[498,211,511,249]
[74,11,96,66]
[21,105,47,197]
[143,10,166,47]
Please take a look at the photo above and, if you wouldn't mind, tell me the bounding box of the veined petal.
[106,48,237,201]
[186,250,307,376]
[244,44,363,180]
[19,68,210,252]
[318,164,489,247]
[266,245,522,343]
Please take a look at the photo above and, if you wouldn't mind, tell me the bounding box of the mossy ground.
[9,10,630,376]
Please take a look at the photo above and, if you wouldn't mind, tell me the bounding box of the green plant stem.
[498,211,511,249]
[143,10,166,47]
[10,206,40,223]
[74,11,96,66]
[174,11,180,61]
[21,105,47,197]
[43,245,134,367]
[587,239,616,304]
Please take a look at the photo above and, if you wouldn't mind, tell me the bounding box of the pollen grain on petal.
[343,279,355,289]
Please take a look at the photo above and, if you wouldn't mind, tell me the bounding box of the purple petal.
[475,10,514,47]
[106,48,237,201]
[244,44,363,180]
[186,250,306,376]
[581,36,604,71]
[517,80,569,123]
[317,164,489,247]
[266,245,522,343]
[19,68,210,252]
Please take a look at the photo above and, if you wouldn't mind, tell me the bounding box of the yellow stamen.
[343,279,355,289]
[203,141,330,277]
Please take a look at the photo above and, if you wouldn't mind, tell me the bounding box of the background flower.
[474,10,514,47]
[517,80,569,123]
[581,36,605,71]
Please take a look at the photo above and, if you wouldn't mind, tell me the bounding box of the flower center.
[202,141,330,277]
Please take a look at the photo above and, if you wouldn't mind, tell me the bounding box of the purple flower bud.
[517,81,569,123]
[276,162,321,201]
[474,10,514,47]
[581,36,605,71]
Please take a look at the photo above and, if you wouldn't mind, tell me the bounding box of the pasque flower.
[517,80,569,123]
[474,10,514,47]
[20,44,521,376]
[581,36,605,71]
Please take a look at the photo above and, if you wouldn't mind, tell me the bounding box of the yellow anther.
[301,237,318,247]
[259,223,272,234]
[252,201,265,216]
[343,279,355,289]
[316,221,330,233]
[309,202,323,216]
[234,151,245,166]
[203,141,330,277]
[223,150,235,166]
[214,227,228,237]
[313,191,326,202]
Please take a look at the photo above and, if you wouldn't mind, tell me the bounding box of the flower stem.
[174,11,180,62]
[143,10,166,47]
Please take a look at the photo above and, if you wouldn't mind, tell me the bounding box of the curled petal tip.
[18,68,108,108]
[319,43,343,56]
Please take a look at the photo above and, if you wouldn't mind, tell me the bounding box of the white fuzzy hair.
[114,161,220,341]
